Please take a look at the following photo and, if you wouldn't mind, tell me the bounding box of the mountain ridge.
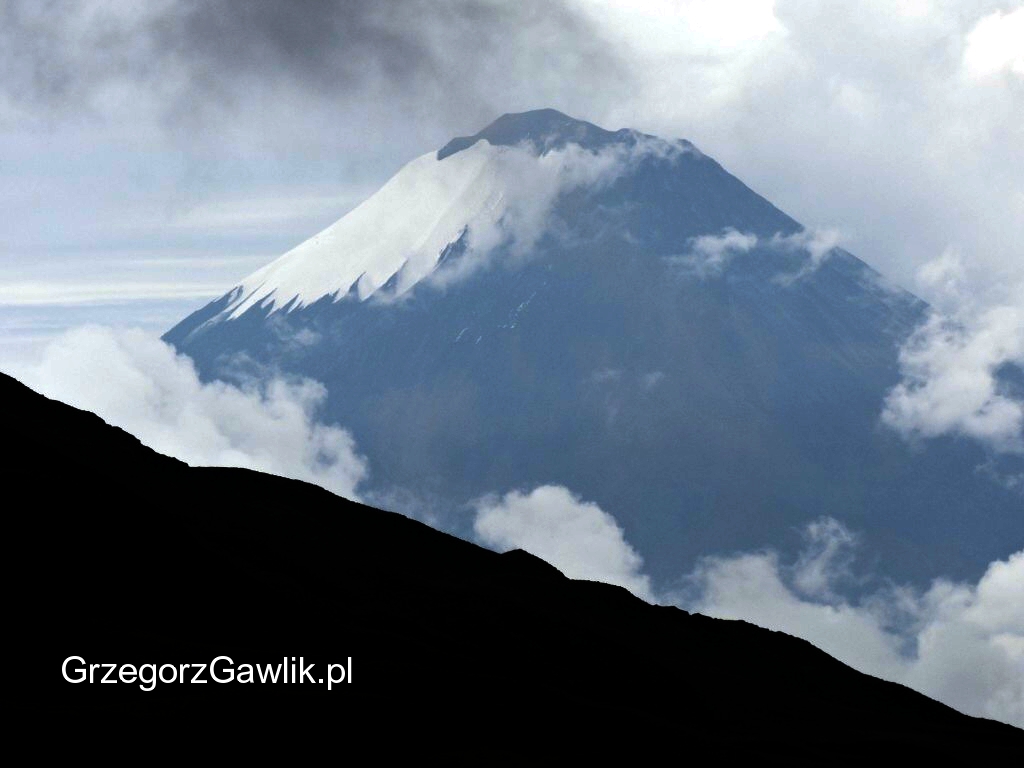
[437,107,661,159]
[9,370,1021,754]
[178,109,803,321]
[164,109,1023,589]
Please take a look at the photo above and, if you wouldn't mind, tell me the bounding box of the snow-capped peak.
[224,139,512,317]
[437,108,641,160]
[220,110,692,318]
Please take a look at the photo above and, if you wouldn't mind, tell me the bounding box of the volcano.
[165,109,1022,587]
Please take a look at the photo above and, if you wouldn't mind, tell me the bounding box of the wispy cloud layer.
[669,226,842,280]
[670,228,758,277]
[0,281,225,307]
[430,136,693,290]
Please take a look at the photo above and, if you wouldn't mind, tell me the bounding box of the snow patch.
[225,141,509,317]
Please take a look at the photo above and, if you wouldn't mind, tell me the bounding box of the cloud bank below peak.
[11,326,368,500]
[8,322,1021,727]
[688,532,1024,729]
[470,482,1023,728]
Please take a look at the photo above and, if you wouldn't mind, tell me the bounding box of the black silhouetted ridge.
[8,371,1020,756]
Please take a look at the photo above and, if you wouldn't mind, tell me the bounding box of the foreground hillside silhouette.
[9,371,1019,755]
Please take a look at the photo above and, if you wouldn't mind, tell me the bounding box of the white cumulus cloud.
[883,252,1024,455]
[472,485,1023,728]
[671,228,758,277]
[472,484,653,601]
[964,7,1024,78]
[669,226,842,280]
[12,325,368,499]
[686,522,1024,728]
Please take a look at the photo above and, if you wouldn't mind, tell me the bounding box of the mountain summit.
[437,108,651,159]
[182,109,794,318]
[165,109,1021,587]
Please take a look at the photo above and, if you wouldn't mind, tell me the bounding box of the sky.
[2,0,1022,365]
[2,0,1021,728]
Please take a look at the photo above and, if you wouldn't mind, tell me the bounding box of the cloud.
[471,485,1023,727]
[471,484,653,601]
[882,252,1024,455]
[668,226,841,280]
[0,0,625,145]
[0,281,225,307]
[670,228,758,277]
[2,1,1019,730]
[12,325,368,499]
[428,136,693,290]
[3,2,1022,286]
[576,1,1024,307]
[0,1,632,335]
[769,227,843,284]
[685,520,1024,728]
[882,308,1024,453]
[791,516,860,600]
[964,7,1024,78]
[5,1,1022,379]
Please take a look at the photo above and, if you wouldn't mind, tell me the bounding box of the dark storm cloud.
[150,0,439,102]
[0,0,626,139]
